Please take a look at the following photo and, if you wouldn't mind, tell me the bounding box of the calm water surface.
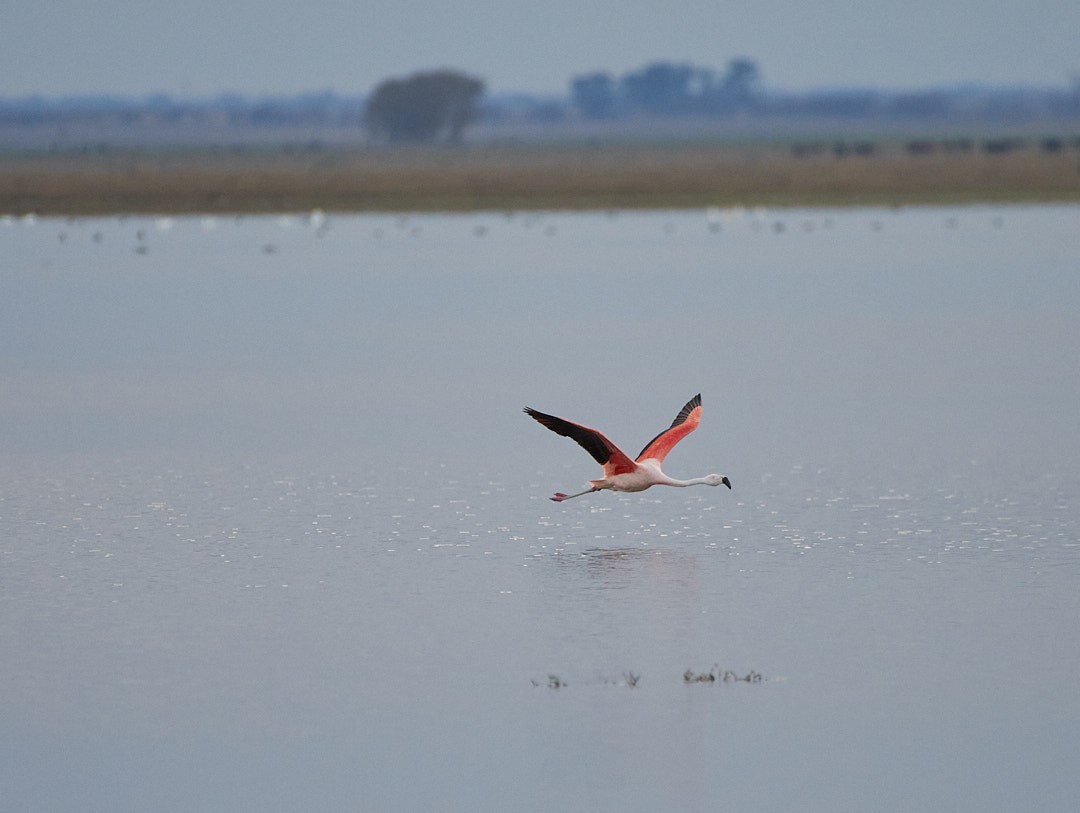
[2,205,1079,811]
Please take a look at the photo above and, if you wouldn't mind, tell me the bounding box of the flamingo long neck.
[664,475,713,488]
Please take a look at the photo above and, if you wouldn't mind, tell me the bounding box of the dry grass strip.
[4,143,1079,215]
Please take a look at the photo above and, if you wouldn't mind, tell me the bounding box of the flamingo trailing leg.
[524,394,731,502]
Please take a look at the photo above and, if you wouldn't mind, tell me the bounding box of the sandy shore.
[3,142,1080,215]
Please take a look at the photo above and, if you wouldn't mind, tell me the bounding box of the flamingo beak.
[722,476,732,489]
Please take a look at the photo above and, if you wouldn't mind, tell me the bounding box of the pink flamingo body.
[525,394,731,502]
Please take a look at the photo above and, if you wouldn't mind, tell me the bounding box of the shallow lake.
[3,204,1079,812]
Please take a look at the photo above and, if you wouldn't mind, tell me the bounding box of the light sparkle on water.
[2,205,1079,812]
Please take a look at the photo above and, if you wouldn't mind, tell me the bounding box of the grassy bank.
[3,142,1080,215]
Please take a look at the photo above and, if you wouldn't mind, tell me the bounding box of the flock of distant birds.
[3,203,1012,259]
[791,134,1080,159]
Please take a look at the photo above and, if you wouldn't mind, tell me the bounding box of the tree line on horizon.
[571,59,762,119]
[360,58,1080,142]
[361,60,763,141]
[363,59,1080,142]
[3,59,1080,146]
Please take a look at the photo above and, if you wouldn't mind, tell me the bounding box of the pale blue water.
[2,205,1079,812]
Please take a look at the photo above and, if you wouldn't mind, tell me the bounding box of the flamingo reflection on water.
[525,394,731,502]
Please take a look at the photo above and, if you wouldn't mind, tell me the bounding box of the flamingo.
[524,394,731,502]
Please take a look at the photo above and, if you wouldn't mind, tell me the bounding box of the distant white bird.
[525,394,731,502]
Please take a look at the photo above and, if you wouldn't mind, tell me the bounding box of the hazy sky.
[4,0,1079,98]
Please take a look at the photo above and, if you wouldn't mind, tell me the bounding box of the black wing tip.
[670,393,702,428]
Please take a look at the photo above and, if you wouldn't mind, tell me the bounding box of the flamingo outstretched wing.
[524,407,637,476]
[635,394,702,463]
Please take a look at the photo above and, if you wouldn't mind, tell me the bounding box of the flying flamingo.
[524,394,731,502]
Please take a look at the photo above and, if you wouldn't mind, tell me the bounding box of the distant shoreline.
[3,142,1080,215]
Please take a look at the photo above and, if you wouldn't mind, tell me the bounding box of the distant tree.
[365,70,485,143]
[621,62,697,114]
[706,58,761,113]
[571,72,618,119]
[567,57,767,119]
